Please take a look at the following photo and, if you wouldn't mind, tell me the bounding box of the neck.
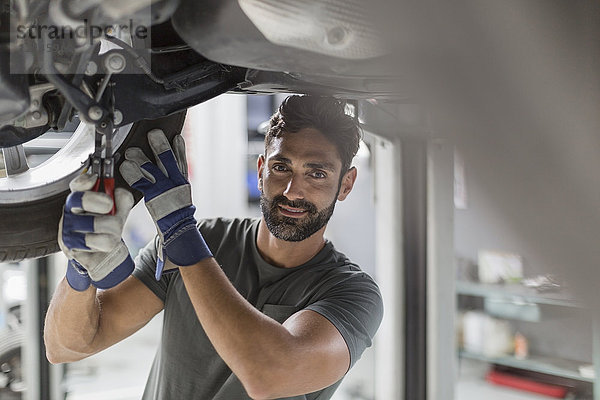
[256,217,326,268]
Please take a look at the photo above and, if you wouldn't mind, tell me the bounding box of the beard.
[260,193,337,242]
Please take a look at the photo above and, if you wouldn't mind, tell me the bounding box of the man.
[45,95,383,399]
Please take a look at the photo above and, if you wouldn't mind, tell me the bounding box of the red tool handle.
[92,177,116,215]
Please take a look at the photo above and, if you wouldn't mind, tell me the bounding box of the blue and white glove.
[119,129,212,280]
[58,173,135,291]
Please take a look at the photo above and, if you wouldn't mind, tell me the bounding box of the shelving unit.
[456,280,598,398]
[459,350,593,383]
[456,281,583,308]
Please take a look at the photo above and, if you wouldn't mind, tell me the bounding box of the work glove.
[119,129,212,280]
[58,173,135,291]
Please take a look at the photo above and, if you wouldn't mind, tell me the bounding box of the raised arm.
[178,259,350,399]
[44,275,163,364]
[45,172,163,363]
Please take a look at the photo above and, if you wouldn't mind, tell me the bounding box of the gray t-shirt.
[133,217,383,400]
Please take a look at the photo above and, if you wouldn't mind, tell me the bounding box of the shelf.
[456,280,585,308]
[459,350,594,383]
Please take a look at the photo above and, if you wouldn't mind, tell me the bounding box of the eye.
[272,163,288,172]
[310,170,327,179]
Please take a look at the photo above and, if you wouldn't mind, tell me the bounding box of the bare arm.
[179,259,350,400]
[44,275,164,364]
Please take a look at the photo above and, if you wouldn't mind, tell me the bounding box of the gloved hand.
[119,129,212,280]
[58,173,135,291]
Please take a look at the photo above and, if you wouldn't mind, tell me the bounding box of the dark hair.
[265,95,361,174]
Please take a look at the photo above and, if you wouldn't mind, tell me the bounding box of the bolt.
[100,122,107,129]
[113,110,123,125]
[105,53,126,73]
[85,61,98,76]
[326,26,347,46]
[88,106,103,121]
[31,111,42,120]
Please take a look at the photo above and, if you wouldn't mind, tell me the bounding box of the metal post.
[426,140,456,400]
[593,317,599,400]
[402,139,428,400]
[373,134,404,400]
[23,257,51,400]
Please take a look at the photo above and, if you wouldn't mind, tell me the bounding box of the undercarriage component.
[0,29,30,123]
[108,60,247,125]
[171,0,395,78]
[0,84,58,148]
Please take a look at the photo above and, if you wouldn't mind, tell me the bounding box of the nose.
[283,175,305,201]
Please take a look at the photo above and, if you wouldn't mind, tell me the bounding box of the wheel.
[0,112,186,262]
[0,327,25,399]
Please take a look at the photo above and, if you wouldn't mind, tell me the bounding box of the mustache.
[271,195,317,213]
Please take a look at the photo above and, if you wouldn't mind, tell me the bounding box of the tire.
[0,327,25,399]
[0,112,186,262]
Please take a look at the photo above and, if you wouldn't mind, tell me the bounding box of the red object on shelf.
[485,370,568,398]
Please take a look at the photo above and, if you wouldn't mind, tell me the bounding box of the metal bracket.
[8,83,56,129]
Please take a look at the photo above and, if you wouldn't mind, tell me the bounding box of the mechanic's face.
[257,128,356,242]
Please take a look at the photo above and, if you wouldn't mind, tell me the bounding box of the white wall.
[123,94,250,253]
[184,94,250,219]
[325,140,375,275]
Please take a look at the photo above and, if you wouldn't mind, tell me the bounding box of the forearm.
[179,259,297,397]
[44,278,101,364]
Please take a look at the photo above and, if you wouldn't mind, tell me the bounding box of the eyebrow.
[269,155,337,172]
[304,162,336,172]
[270,155,292,164]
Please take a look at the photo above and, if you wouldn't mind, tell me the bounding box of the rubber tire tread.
[0,327,23,358]
[0,112,186,263]
[0,327,24,398]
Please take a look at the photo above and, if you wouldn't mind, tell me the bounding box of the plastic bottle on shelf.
[514,331,528,360]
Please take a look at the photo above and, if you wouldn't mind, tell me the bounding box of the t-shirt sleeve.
[132,235,171,303]
[304,271,383,369]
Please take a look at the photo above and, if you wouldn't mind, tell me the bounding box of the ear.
[337,167,357,201]
[257,154,265,192]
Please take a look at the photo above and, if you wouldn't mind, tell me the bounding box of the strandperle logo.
[14,19,149,46]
